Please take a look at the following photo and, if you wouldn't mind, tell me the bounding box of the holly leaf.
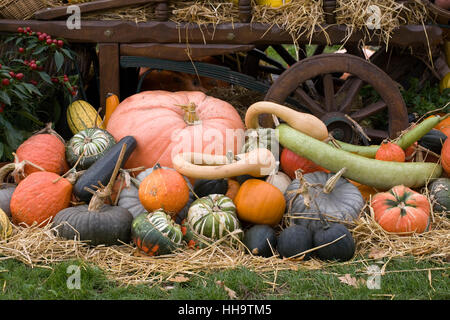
[61,48,74,60]
[54,51,64,72]
[0,91,11,106]
[38,71,52,85]
[32,46,48,56]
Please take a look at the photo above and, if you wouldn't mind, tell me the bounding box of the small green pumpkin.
[243,224,277,257]
[429,178,450,214]
[193,179,229,198]
[184,194,242,247]
[66,128,116,170]
[131,209,184,256]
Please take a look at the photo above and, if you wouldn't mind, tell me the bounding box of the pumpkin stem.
[178,102,201,125]
[87,143,127,212]
[323,168,347,194]
[0,163,16,183]
[34,122,66,144]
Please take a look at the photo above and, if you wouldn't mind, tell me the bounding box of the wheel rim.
[264,53,409,140]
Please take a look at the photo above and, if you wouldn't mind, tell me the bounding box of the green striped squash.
[241,128,279,158]
[67,100,105,135]
[184,194,242,248]
[66,128,116,170]
[131,209,184,256]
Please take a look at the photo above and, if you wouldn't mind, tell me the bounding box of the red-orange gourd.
[371,185,430,234]
[280,147,328,179]
[106,91,245,169]
[15,133,69,181]
[375,140,405,162]
[440,126,450,138]
[225,179,240,201]
[435,116,450,131]
[349,180,379,202]
[441,138,450,175]
[10,171,72,227]
[234,179,286,226]
[138,164,189,218]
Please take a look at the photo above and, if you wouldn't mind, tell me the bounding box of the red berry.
[30,60,36,64]
[30,80,38,85]
[24,60,29,65]
[17,27,24,33]
[9,71,15,77]
[0,64,2,69]
[36,32,42,36]
[15,73,24,80]
[19,47,24,53]
[57,40,64,47]
[2,79,10,86]
[0,104,4,113]
[30,64,37,70]
[38,35,45,41]
[71,91,77,96]
[46,35,52,40]
[26,27,31,32]
[46,39,52,45]
[53,39,58,44]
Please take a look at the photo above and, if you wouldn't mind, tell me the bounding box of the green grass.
[0,257,448,300]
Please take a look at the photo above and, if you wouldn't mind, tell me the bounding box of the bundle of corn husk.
[334,0,431,47]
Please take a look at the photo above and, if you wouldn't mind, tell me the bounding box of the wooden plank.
[0,20,443,48]
[98,43,120,114]
[34,0,163,20]
[120,43,254,61]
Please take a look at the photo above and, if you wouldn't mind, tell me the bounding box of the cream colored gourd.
[172,148,276,179]
[245,101,329,141]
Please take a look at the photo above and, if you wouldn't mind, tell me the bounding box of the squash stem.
[323,168,347,194]
[179,102,201,126]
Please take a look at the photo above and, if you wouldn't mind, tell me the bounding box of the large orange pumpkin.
[442,138,450,175]
[371,185,430,234]
[234,179,286,226]
[106,91,245,169]
[10,171,72,226]
[15,133,69,181]
[138,164,190,218]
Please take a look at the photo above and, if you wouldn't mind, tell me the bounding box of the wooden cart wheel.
[263,53,409,142]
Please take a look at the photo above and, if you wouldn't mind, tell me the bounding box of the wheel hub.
[321,112,357,143]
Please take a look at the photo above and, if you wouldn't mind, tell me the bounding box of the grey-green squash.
[428,178,450,214]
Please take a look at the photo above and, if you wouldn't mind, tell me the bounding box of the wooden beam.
[98,43,120,114]
[0,20,443,48]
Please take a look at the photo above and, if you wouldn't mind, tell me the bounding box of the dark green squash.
[418,129,447,154]
[52,203,133,246]
[73,136,137,203]
[429,178,450,214]
[235,174,265,185]
[193,179,228,198]
[243,224,277,257]
[132,209,184,256]
[0,183,16,218]
[312,213,355,262]
[276,225,313,259]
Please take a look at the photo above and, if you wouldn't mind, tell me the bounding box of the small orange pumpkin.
[280,147,328,179]
[234,179,286,226]
[441,138,450,175]
[10,171,72,226]
[15,131,69,182]
[138,163,189,217]
[375,140,405,162]
[371,185,430,234]
[349,180,379,202]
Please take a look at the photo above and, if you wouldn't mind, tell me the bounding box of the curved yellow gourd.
[245,101,329,141]
[67,100,105,135]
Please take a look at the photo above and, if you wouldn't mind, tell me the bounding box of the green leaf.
[0,114,25,150]
[17,110,45,126]
[32,46,48,55]
[61,48,74,60]
[11,88,28,101]
[54,51,64,72]
[0,91,11,105]
[38,71,52,85]
[22,82,42,96]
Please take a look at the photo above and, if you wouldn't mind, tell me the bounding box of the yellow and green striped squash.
[67,100,105,135]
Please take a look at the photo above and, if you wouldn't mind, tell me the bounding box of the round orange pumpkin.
[441,138,450,175]
[15,133,69,181]
[234,179,286,226]
[106,90,245,169]
[375,140,405,162]
[10,171,72,227]
[349,180,379,202]
[138,164,189,217]
[371,185,430,234]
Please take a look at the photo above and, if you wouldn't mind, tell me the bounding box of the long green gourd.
[330,114,449,158]
[278,124,442,190]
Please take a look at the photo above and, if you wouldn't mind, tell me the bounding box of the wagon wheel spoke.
[271,44,297,66]
[350,100,388,122]
[363,127,389,140]
[337,78,365,114]
[293,87,325,117]
[322,73,336,112]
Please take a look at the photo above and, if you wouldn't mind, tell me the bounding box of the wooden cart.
[0,0,448,143]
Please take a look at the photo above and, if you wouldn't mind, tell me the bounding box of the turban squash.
[106,90,245,169]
